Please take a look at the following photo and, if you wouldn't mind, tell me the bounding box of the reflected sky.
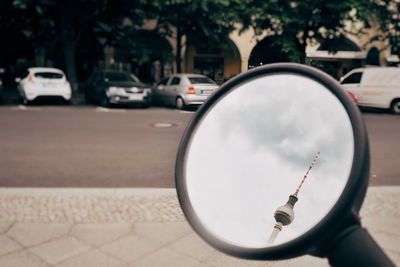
[184,74,354,248]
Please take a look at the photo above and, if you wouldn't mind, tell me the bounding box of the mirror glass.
[184,74,354,248]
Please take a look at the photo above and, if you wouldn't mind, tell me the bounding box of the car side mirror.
[175,63,393,266]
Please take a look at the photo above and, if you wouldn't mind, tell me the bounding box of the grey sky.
[184,74,354,248]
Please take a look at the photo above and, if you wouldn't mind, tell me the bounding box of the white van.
[340,67,400,114]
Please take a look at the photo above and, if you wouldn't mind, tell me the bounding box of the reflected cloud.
[184,74,354,248]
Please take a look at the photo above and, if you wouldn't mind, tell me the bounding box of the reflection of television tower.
[267,152,320,244]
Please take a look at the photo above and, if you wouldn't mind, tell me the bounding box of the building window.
[193,57,224,81]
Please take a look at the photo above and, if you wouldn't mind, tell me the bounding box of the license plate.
[129,94,143,101]
[201,89,213,95]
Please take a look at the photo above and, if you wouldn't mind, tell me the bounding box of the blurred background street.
[0,103,398,188]
[1,0,399,265]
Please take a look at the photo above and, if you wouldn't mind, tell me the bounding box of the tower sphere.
[274,195,298,226]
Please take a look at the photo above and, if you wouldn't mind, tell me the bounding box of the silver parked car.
[152,74,219,109]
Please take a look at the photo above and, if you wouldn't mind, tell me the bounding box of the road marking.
[152,122,178,128]
[178,110,195,114]
[95,107,127,112]
[11,105,42,111]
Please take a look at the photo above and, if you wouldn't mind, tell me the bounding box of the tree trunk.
[63,38,78,91]
[176,26,182,73]
[298,38,308,64]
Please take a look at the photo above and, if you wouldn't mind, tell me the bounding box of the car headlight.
[107,87,125,95]
[144,88,152,95]
[108,86,119,94]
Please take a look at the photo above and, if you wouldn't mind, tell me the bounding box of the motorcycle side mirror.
[175,63,394,266]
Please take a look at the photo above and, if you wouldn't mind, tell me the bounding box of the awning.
[306,50,366,60]
[386,55,400,63]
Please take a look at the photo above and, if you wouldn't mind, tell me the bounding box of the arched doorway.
[248,36,290,68]
[184,37,241,84]
[366,47,380,66]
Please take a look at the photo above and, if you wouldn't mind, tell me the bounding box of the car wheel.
[176,97,185,110]
[390,99,400,115]
[100,94,110,107]
[84,93,92,104]
[22,97,30,105]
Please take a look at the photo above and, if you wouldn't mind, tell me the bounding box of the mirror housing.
[175,63,370,260]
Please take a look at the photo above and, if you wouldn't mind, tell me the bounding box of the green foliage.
[117,28,174,65]
[370,0,400,56]
[5,0,150,84]
[151,0,241,71]
[3,0,393,81]
[238,0,381,63]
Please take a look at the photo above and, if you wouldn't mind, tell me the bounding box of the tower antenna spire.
[267,152,321,244]
[294,151,320,196]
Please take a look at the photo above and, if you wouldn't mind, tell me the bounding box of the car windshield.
[34,72,63,79]
[188,77,215,84]
[104,72,140,82]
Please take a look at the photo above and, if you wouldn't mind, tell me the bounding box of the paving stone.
[0,187,398,266]
[56,249,122,267]
[100,233,158,262]
[0,222,13,234]
[369,230,400,253]
[194,263,216,267]
[133,222,192,246]
[29,236,90,265]
[363,216,399,235]
[385,251,400,266]
[71,223,132,247]
[8,223,70,247]
[130,248,199,267]
[170,233,217,262]
[0,189,184,223]
[205,252,275,267]
[194,263,215,267]
[265,256,328,266]
[0,250,50,267]
[0,235,22,256]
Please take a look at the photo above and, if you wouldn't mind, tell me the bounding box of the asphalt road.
[0,105,398,187]
[363,111,400,186]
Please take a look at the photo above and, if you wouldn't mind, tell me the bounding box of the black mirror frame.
[175,63,369,260]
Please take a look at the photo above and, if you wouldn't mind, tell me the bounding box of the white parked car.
[16,67,72,104]
[340,67,400,114]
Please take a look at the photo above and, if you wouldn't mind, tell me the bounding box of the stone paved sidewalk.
[0,186,398,266]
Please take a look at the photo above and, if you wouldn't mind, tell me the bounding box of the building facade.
[108,20,398,83]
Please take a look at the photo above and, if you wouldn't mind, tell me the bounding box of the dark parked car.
[0,68,5,103]
[0,76,3,104]
[84,70,152,107]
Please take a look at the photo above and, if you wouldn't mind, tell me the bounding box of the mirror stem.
[327,225,394,266]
